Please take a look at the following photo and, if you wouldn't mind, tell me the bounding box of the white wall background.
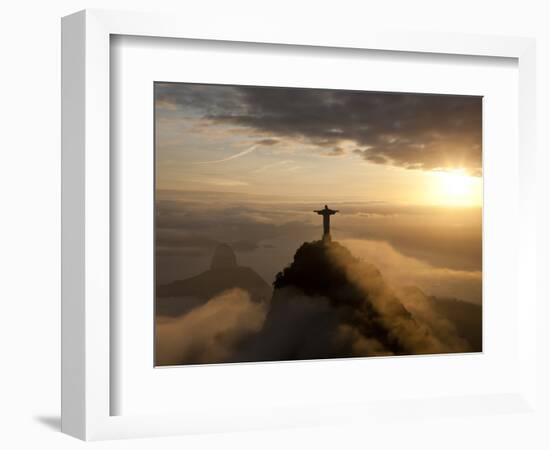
[0,1,548,448]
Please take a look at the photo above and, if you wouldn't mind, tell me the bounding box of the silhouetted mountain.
[209,243,238,270]
[273,240,391,308]
[156,244,272,317]
[241,240,452,362]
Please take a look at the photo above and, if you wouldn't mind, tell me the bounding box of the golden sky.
[155,83,482,207]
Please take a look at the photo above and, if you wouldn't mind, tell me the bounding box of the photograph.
[154,82,483,366]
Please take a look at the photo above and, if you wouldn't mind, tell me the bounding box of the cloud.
[356,150,389,165]
[396,286,472,352]
[256,138,279,146]
[155,82,245,117]
[156,83,482,175]
[155,191,482,295]
[191,145,257,164]
[156,230,218,250]
[337,204,482,272]
[325,242,470,355]
[252,159,292,173]
[230,240,260,252]
[323,146,346,157]
[155,239,479,365]
[238,289,348,361]
[237,241,473,362]
[341,239,482,303]
[155,288,267,366]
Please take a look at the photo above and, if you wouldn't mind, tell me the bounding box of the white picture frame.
[61,9,537,441]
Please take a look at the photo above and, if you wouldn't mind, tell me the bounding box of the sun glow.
[432,169,481,206]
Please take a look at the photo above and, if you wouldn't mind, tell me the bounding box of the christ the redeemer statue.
[314,205,339,242]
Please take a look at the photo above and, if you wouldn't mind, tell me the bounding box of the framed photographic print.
[153,82,484,367]
[61,9,538,441]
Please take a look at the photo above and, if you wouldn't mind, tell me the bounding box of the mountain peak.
[210,243,238,270]
[273,240,381,302]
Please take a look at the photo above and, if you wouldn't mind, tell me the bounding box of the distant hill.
[429,296,482,351]
[398,286,482,352]
[156,244,272,317]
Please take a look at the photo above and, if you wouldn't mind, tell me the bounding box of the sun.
[432,169,481,206]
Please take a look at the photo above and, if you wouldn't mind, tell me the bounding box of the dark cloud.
[156,83,482,175]
[324,146,346,157]
[356,150,389,165]
[155,82,245,116]
[256,138,279,146]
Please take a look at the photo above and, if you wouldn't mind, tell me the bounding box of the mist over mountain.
[154,83,483,366]
[155,192,482,304]
[433,298,481,351]
[398,286,482,352]
[155,240,481,366]
[156,243,272,317]
[239,240,474,362]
